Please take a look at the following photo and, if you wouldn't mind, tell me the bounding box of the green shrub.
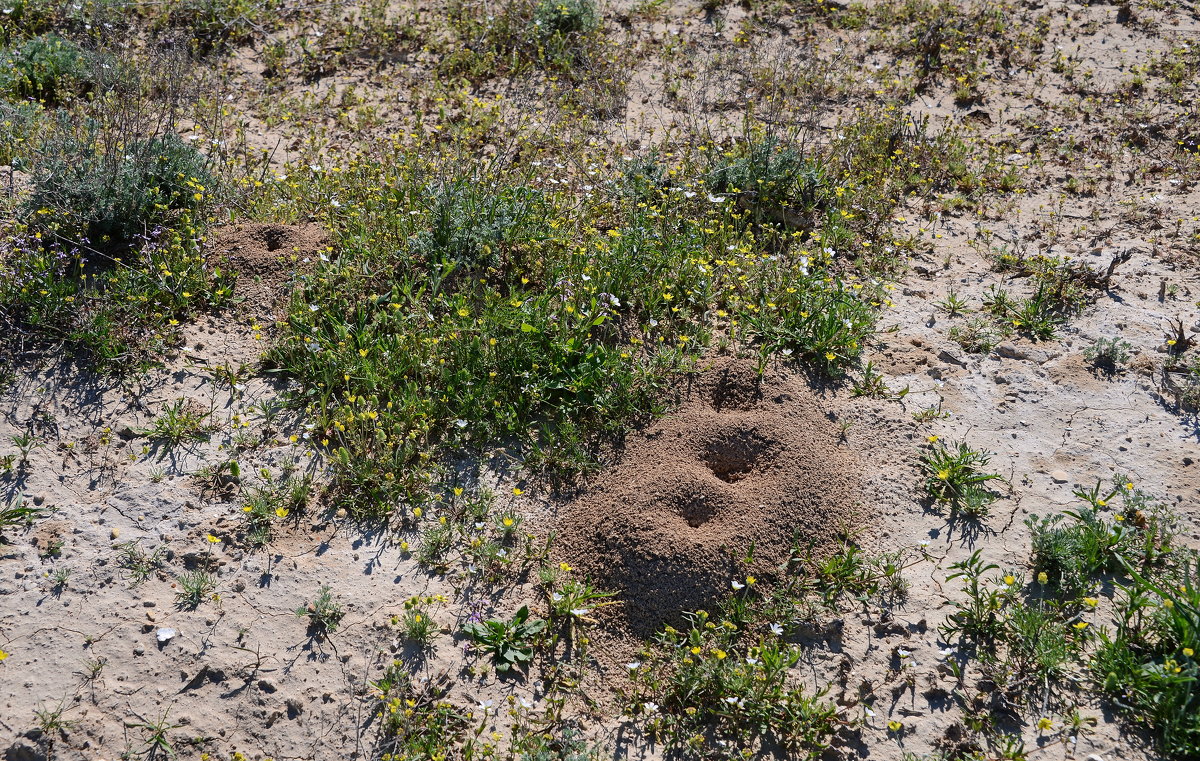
[744,265,877,375]
[707,136,829,228]
[0,0,128,44]
[410,180,549,273]
[24,126,211,246]
[531,0,596,41]
[0,33,95,105]
[2,117,212,359]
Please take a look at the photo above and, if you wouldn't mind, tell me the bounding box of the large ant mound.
[206,223,329,316]
[557,357,861,636]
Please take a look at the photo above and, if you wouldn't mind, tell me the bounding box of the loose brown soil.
[558,358,861,635]
[205,223,329,317]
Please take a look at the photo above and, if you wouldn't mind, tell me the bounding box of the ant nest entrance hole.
[261,226,287,252]
[671,488,730,528]
[700,428,778,483]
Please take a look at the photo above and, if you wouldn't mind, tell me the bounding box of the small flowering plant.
[1029,476,1174,597]
[0,216,232,367]
[547,578,617,623]
[920,440,1002,516]
[461,605,546,673]
[1094,559,1200,757]
[625,606,839,757]
[372,662,468,756]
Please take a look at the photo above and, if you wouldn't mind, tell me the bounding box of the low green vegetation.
[158,0,286,52]
[373,662,600,760]
[620,536,919,758]
[262,112,979,517]
[0,0,126,44]
[942,249,1121,351]
[239,471,311,546]
[0,33,97,105]
[931,477,1197,760]
[440,0,606,82]
[114,540,166,587]
[1028,479,1170,595]
[1032,479,1196,757]
[136,399,213,447]
[24,126,212,246]
[628,606,840,759]
[920,439,1002,516]
[174,569,217,609]
[1084,336,1132,372]
[0,87,232,368]
[462,604,546,673]
[394,594,445,650]
[0,496,43,540]
[297,585,345,635]
[1096,563,1200,757]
